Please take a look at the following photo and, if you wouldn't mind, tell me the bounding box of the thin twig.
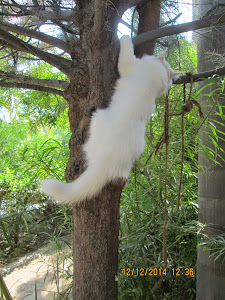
[177,112,184,211]
[134,162,140,221]
[133,12,225,48]
[177,84,186,211]
[204,3,225,17]
[151,93,169,293]
[187,73,193,101]
[131,6,137,38]
[174,65,225,84]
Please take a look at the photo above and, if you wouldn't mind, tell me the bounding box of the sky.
[179,0,192,24]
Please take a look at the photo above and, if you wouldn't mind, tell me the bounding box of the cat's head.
[157,50,180,90]
[139,51,180,96]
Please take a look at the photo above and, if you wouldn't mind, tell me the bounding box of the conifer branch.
[0,71,70,89]
[0,22,73,54]
[0,81,64,96]
[0,1,78,23]
[0,27,72,77]
[133,12,225,47]
[174,66,225,84]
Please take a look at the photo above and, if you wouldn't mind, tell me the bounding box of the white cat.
[41,35,179,204]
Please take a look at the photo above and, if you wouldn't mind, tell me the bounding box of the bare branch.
[1,22,73,54]
[0,81,64,96]
[52,19,78,35]
[161,12,182,27]
[204,3,225,17]
[0,27,72,76]
[31,7,78,23]
[0,39,27,54]
[174,66,225,85]
[133,12,225,47]
[0,71,70,89]
[119,19,137,34]
[0,2,78,23]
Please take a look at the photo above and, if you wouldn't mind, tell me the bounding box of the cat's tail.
[41,163,109,204]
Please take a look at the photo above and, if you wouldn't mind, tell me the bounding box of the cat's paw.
[172,72,180,82]
[120,35,133,48]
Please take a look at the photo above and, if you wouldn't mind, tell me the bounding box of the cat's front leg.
[118,35,137,77]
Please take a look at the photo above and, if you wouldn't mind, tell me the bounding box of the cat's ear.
[157,50,167,63]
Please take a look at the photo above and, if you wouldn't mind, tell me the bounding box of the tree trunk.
[64,3,123,299]
[135,0,161,57]
[194,1,225,299]
[64,1,161,298]
[72,181,122,299]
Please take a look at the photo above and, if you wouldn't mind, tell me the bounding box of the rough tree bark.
[64,3,121,299]
[194,1,225,299]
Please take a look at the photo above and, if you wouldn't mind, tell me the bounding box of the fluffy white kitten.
[41,35,179,204]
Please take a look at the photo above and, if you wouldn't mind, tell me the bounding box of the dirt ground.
[1,243,72,299]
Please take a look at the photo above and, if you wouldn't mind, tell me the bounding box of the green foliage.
[201,231,225,263]
[118,70,225,299]
[0,76,71,262]
[0,274,13,300]
[196,76,225,168]
[118,85,199,299]
[42,233,73,299]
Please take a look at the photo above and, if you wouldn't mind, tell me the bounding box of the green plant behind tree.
[0,63,71,257]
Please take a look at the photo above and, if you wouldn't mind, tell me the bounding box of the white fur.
[41,35,179,204]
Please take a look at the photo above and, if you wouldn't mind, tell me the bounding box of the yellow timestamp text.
[122,268,194,277]
[171,268,194,276]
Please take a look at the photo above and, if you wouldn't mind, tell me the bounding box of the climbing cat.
[41,35,180,204]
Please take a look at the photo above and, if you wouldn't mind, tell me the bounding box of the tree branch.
[0,71,70,89]
[0,81,64,96]
[34,8,77,22]
[0,39,28,55]
[0,27,72,77]
[161,12,182,27]
[0,22,73,54]
[133,12,225,47]
[204,3,225,17]
[174,66,225,85]
[0,2,78,23]
[119,19,137,34]
[51,19,79,35]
